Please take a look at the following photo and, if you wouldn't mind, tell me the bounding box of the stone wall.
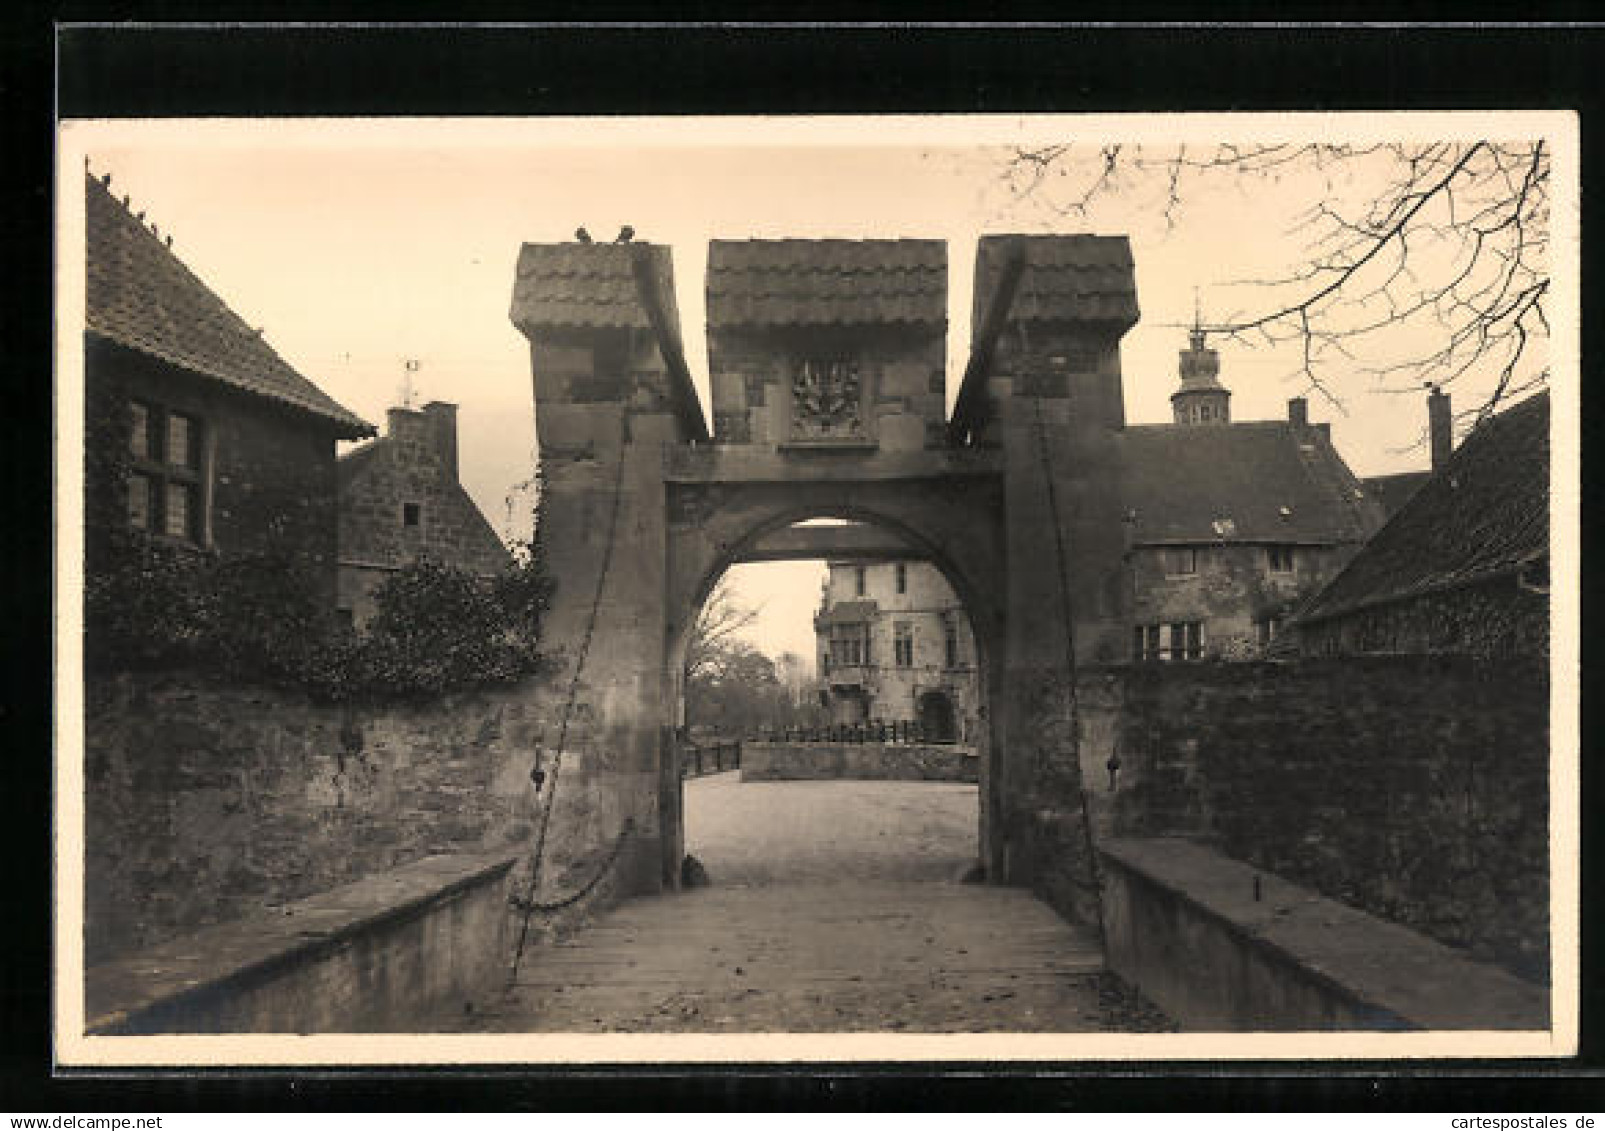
[1297,574,1549,660]
[82,671,628,966]
[707,326,947,450]
[1129,542,1351,660]
[1077,656,1550,982]
[337,404,512,628]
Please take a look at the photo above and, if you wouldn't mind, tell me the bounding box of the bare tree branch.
[1000,139,1551,421]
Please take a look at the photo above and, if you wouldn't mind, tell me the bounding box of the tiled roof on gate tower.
[972,234,1140,329]
[510,241,679,332]
[1120,422,1385,545]
[84,172,373,438]
[1297,391,1549,624]
[706,239,947,328]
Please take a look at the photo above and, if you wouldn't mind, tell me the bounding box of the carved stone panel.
[790,358,866,442]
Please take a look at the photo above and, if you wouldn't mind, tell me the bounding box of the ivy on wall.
[84,378,555,702]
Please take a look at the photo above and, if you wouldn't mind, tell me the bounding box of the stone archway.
[662,495,1004,888]
[509,233,1139,933]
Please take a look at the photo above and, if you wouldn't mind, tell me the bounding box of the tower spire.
[1172,296,1231,426]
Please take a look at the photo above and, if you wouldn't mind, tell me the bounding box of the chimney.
[422,401,460,482]
[1287,397,1308,428]
[386,406,420,438]
[1428,386,1452,472]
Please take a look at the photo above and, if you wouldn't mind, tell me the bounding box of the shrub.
[84,529,553,702]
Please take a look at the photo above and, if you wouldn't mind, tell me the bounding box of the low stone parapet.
[1099,837,1549,1031]
[85,852,518,1034]
[740,741,979,782]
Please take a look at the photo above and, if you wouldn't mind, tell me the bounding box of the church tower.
[1171,316,1231,426]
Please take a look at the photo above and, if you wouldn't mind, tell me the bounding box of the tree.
[683,576,763,685]
[1003,140,1550,424]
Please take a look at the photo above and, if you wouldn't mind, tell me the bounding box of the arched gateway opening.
[510,234,1139,931]
[668,518,992,885]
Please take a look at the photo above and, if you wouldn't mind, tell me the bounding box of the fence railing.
[752,721,953,746]
[680,740,742,778]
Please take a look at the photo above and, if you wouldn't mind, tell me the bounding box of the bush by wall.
[84,536,553,701]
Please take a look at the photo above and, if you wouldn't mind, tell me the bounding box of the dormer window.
[1163,546,1199,577]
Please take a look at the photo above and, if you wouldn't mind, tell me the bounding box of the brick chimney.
[1428,386,1452,472]
[421,401,460,482]
[1287,397,1308,428]
[386,406,423,442]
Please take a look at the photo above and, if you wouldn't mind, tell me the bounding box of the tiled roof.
[510,242,675,330]
[973,234,1139,328]
[706,240,946,327]
[1298,392,1549,623]
[1362,470,1433,518]
[84,173,372,438]
[816,598,879,626]
[1121,422,1385,545]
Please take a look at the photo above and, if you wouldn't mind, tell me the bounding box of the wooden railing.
[753,721,953,745]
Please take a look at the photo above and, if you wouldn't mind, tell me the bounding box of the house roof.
[706,240,946,328]
[84,173,373,438]
[1298,391,1549,624]
[1362,470,1434,518]
[816,599,879,626]
[1121,422,1384,545]
[972,235,1139,329]
[510,241,677,331]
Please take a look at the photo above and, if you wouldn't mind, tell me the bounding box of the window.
[403,502,422,527]
[829,623,869,668]
[126,399,205,545]
[1266,544,1295,573]
[894,622,914,667]
[1163,546,1199,576]
[1255,616,1280,647]
[1169,621,1204,660]
[944,617,959,668]
[895,563,907,594]
[855,566,866,596]
[1135,621,1204,662]
[127,472,152,530]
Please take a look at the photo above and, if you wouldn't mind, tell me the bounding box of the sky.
[61,116,1564,669]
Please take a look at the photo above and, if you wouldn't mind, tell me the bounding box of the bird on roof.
[575,227,592,243]
[616,225,635,243]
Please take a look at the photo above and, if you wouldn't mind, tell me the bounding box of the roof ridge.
[85,173,373,437]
